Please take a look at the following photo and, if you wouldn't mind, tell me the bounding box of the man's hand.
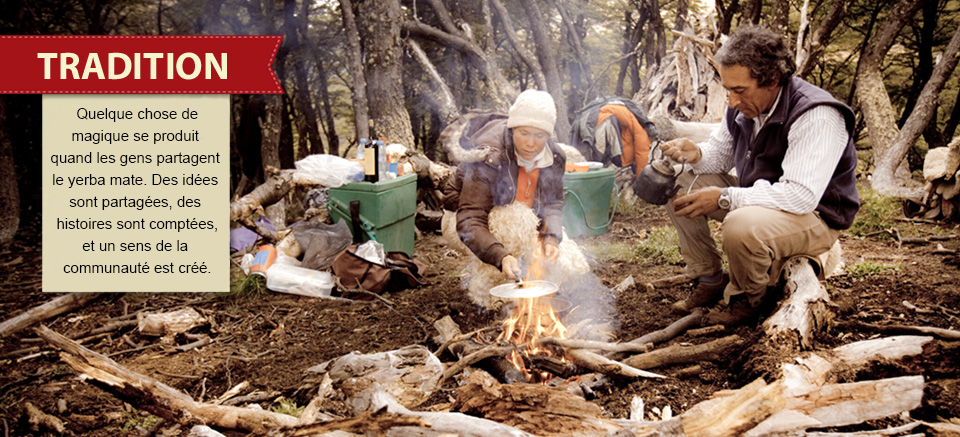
[543,242,559,264]
[673,186,723,218]
[660,139,702,164]
[501,255,521,280]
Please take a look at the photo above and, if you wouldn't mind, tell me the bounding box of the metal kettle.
[632,143,683,205]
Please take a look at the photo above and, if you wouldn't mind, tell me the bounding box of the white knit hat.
[507,89,556,134]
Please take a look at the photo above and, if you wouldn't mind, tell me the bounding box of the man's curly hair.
[715,25,796,87]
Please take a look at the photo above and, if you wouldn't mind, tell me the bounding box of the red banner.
[0,35,284,94]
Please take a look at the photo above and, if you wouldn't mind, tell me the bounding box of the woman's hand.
[501,255,521,280]
[543,242,559,263]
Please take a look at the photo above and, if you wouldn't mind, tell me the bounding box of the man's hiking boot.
[671,272,729,313]
[702,288,780,327]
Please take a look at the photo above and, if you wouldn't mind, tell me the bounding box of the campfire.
[496,293,571,382]
[480,243,581,383]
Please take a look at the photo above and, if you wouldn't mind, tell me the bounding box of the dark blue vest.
[725,77,860,229]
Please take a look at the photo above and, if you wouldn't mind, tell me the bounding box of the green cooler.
[328,173,417,255]
[562,168,616,238]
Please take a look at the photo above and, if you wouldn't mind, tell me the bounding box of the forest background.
[0,0,959,246]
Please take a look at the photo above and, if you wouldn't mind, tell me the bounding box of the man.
[452,89,565,279]
[661,25,860,325]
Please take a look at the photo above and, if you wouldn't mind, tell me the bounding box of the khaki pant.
[665,172,839,305]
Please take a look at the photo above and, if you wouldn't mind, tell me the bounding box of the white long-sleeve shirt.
[691,92,850,214]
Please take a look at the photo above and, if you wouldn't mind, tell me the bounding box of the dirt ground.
[1,203,959,436]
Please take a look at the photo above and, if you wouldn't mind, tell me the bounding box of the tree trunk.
[741,0,762,25]
[674,0,689,31]
[944,94,960,141]
[768,0,790,36]
[279,95,296,168]
[615,8,644,97]
[897,0,938,127]
[645,0,667,72]
[552,0,594,107]
[339,0,370,142]
[283,0,323,157]
[0,97,19,246]
[402,20,515,111]
[490,0,548,91]
[358,0,415,148]
[406,39,460,123]
[261,95,283,170]
[853,0,924,193]
[873,23,960,195]
[316,60,340,156]
[518,0,571,143]
[796,0,851,78]
[716,0,739,35]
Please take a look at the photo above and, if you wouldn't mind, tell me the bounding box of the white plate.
[489,280,559,299]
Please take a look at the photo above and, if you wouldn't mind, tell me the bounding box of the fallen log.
[643,273,689,292]
[35,325,298,433]
[24,402,66,434]
[230,169,296,222]
[433,315,525,383]
[608,308,703,360]
[454,370,620,436]
[284,384,537,437]
[835,320,960,341]
[621,335,743,370]
[763,257,832,350]
[566,349,665,379]
[440,345,514,383]
[536,336,652,354]
[0,293,102,338]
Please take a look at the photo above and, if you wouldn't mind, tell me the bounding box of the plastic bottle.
[265,263,336,298]
[377,139,387,181]
[356,138,367,161]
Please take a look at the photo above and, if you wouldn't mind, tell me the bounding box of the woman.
[454,89,566,280]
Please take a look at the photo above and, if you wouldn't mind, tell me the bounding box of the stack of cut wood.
[635,28,727,123]
[913,136,960,221]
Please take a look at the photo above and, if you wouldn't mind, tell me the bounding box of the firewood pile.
[634,26,727,124]
[909,136,960,221]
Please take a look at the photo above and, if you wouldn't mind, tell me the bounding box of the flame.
[495,237,569,382]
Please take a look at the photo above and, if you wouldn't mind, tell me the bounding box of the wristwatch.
[717,188,732,210]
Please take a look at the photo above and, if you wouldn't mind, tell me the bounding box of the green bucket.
[562,168,617,238]
[327,173,417,255]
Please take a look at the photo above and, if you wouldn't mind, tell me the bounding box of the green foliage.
[847,184,902,237]
[581,226,682,264]
[271,398,304,418]
[634,226,684,265]
[230,269,268,297]
[846,260,901,279]
[614,194,658,216]
[118,409,161,432]
[581,240,638,262]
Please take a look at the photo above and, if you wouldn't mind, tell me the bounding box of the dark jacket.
[726,77,860,229]
[454,115,566,268]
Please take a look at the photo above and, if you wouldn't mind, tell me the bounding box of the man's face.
[513,126,550,161]
[719,65,780,119]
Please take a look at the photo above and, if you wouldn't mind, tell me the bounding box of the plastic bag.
[292,220,353,271]
[294,154,363,187]
[354,240,386,265]
[265,263,341,298]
